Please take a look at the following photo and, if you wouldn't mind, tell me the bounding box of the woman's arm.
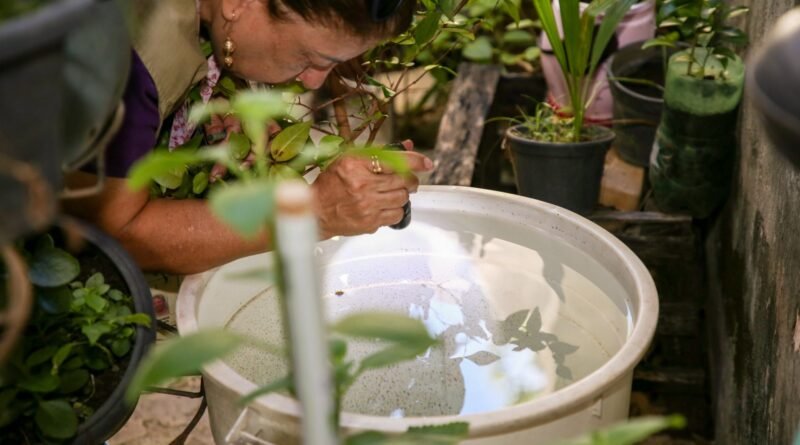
[63,173,269,275]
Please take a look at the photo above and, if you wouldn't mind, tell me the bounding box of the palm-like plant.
[533,0,636,142]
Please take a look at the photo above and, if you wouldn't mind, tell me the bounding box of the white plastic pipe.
[274,181,337,445]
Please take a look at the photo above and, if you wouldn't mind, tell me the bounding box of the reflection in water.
[221,219,627,418]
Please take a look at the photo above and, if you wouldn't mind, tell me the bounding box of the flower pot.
[748,7,800,168]
[649,49,745,218]
[505,124,615,215]
[177,186,658,444]
[64,218,156,444]
[540,0,656,123]
[0,0,92,244]
[473,69,548,192]
[607,42,670,167]
[0,217,156,444]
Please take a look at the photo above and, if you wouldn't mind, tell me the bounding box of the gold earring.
[223,36,236,68]
[222,11,237,69]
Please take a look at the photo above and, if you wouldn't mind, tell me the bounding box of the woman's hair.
[266,0,416,39]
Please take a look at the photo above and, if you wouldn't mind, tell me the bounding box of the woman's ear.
[220,0,251,22]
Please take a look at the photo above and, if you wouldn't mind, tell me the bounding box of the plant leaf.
[112,339,132,357]
[82,322,112,345]
[193,171,209,195]
[126,329,247,403]
[589,0,636,78]
[59,369,90,393]
[462,36,493,61]
[35,400,78,439]
[332,312,435,346]
[271,122,312,162]
[19,372,60,393]
[228,132,251,161]
[348,148,411,175]
[208,180,274,237]
[188,98,231,124]
[86,292,108,313]
[26,346,58,368]
[51,343,76,374]
[238,375,293,406]
[28,247,80,288]
[414,11,442,45]
[555,415,686,445]
[122,313,152,327]
[128,149,205,191]
[502,29,534,45]
[359,344,428,372]
[36,286,73,314]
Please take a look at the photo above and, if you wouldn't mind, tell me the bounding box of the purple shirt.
[104,51,160,178]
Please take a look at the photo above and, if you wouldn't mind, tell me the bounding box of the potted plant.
[540,0,657,124]
[646,0,748,217]
[504,0,636,215]
[0,218,155,444]
[0,0,93,243]
[606,40,675,167]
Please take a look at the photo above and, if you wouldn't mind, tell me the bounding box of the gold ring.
[370,155,383,174]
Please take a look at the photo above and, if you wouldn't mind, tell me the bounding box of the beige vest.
[129,0,208,129]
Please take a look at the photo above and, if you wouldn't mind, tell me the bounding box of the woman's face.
[205,0,379,89]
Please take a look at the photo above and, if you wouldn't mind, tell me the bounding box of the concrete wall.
[706,0,800,443]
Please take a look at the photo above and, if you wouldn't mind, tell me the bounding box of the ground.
[109,376,214,445]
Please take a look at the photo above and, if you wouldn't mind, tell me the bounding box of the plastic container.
[177,186,659,445]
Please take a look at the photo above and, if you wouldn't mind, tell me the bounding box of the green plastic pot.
[649,48,745,218]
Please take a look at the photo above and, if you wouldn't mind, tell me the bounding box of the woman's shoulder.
[130,0,208,121]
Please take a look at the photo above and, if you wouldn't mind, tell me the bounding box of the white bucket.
[177,186,658,444]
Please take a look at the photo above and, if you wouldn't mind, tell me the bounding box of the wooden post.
[429,63,501,186]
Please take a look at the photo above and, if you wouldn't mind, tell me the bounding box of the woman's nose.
[297,67,334,90]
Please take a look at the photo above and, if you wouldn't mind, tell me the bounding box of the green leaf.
[122,313,152,327]
[269,164,303,181]
[332,312,435,345]
[26,346,58,368]
[590,0,637,78]
[193,171,209,195]
[524,46,542,61]
[229,132,252,161]
[51,343,76,374]
[59,369,90,394]
[62,356,84,371]
[231,90,288,124]
[82,322,112,345]
[502,29,534,45]
[348,148,410,176]
[0,389,20,427]
[86,272,104,289]
[238,375,293,406]
[36,286,73,314]
[555,415,685,445]
[271,122,312,162]
[112,339,132,357]
[126,329,247,403]
[28,247,80,288]
[188,98,231,124]
[128,149,205,191]
[209,180,274,238]
[414,11,442,45]
[108,289,125,302]
[407,422,470,437]
[359,343,429,372]
[86,292,108,313]
[35,400,78,439]
[19,372,60,393]
[462,36,493,61]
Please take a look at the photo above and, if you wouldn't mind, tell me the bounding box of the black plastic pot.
[607,42,667,167]
[54,217,156,445]
[505,124,614,215]
[748,7,800,168]
[473,70,548,193]
[0,0,92,244]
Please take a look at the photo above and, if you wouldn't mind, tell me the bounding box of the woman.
[66,0,432,274]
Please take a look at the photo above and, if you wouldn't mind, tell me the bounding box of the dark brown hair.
[266,0,416,39]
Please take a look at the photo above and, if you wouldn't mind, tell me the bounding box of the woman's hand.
[311,142,432,238]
